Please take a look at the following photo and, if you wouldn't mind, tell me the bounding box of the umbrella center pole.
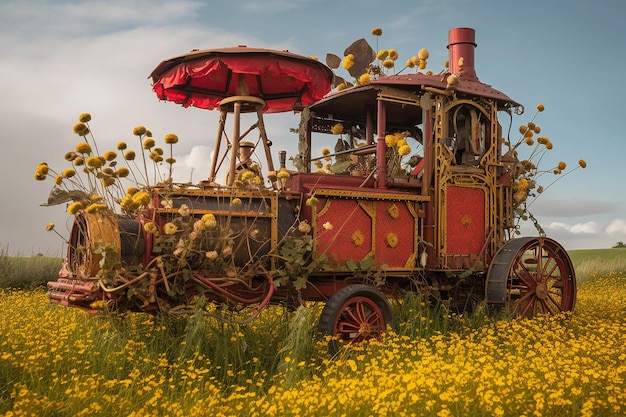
[208,95,274,186]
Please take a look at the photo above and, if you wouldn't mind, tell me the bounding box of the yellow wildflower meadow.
[0,273,625,416]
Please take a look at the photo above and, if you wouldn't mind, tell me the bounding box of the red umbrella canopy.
[149,46,334,113]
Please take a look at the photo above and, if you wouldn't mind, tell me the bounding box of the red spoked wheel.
[318,284,395,355]
[486,237,576,317]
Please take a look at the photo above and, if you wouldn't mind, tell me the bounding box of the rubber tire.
[318,284,395,355]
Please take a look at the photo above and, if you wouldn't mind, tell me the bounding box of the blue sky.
[1,0,624,255]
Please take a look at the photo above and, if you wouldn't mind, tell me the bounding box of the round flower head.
[342,54,355,70]
[359,73,371,84]
[73,157,84,166]
[45,223,55,232]
[398,144,411,156]
[133,125,147,136]
[104,150,117,161]
[54,174,63,185]
[231,198,243,206]
[417,48,429,60]
[132,191,151,206]
[64,152,77,161]
[371,27,383,36]
[164,133,179,144]
[78,113,91,123]
[117,142,127,150]
[388,49,399,61]
[143,138,155,149]
[116,167,129,178]
[73,123,89,136]
[75,142,92,154]
[143,221,159,235]
[406,59,415,68]
[377,50,389,60]
[536,103,545,112]
[166,157,176,164]
[67,201,84,215]
[163,222,178,235]
[557,161,567,171]
[124,150,136,161]
[579,159,587,168]
[330,123,343,135]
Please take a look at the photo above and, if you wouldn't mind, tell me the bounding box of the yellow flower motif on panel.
[351,230,365,247]
[386,232,398,248]
[461,214,472,227]
[387,204,399,219]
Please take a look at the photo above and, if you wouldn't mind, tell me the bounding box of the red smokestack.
[447,27,478,81]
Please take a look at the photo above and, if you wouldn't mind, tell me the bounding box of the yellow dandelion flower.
[342,54,354,70]
[310,55,318,60]
[202,213,217,228]
[149,150,163,162]
[525,137,535,146]
[127,187,139,195]
[73,156,84,166]
[133,125,147,136]
[534,126,541,134]
[383,59,395,69]
[85,203,108,214]
[385,134,398,148]
[579,159,587,168]
[406,59,415,68]
[104,150,117,161]
[410,56,420,66]
[124,150,136,161]
[132,191,151,206]
[557,161,567,170]
[54,174,63,185]
[337,82,347,91]
[45,223,55,231]
[65,151,77,161]
[62,168,76,178]
[78,113,91,123]
[116,167,129,178]
[359,73,371,84]
[143,138,155,149]
[377,49,389,60]
[67,201,83,215]
[419,59,427,70]
[418,48,429,60]
[517,178,529,190]
[545,141,553,150]
[305,196,318,207]
[73,122,89,136]
[163,222,178,235]
[231,198,242,206]
[241,170,256,181]
[398,144,411,156]
[86,156,103,169]
[117,142,127,150]
[75,142,92,154]
[164,133,178,144]
[330,123,343,135]
[144,221,159,235]
[277,169,290,179]
[388,49,399,61]
[371,27,383,36]
[536,103,545,112]
[537,136,548,145]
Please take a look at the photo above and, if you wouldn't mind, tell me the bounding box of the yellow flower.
[132,191,151,206]
[54,174,63,185]
[371,27,383,36]
[163,222,178,235]
[202,213,217,228]
[178,204,190,217]
[104,151,117,161]
[45,223,55,231]
[73,123,89,136]
[143,138,155,149]
[388,49,399,61]
[557,161,567,170]
[67,202,83,215]
[342,54,354,70]
[417,48,429,60]
[536,103,545,112]
[116,167,129,178]
[78,113,91,123]
[337,82,347,91]
[63,168,76,178]
[383,59,395,69]
[545,141,553,150]
[166,157,176,164]
[75,142,92,154]
[73,156,84,166]
[525,137,535,146]
[377,49,389,60]
[164,133,178,144]
[124,150,136,161]
[277,169,290,179]
[241,170,256,181]
[205,250,218,260]
[143,222,159,235]
[310,55,318,60]
[86,156,103,169]
[398,145,411,156]
[579,159,587,168]
[330,123,343,135]
[323,221,333,230]
[85,203,108,214]
[385,134,398,148]
[231,198,242,206]
[519,125,528,134]
[133,125,147,136]
[321,147,331,156]
[306,196,318,207]
[117,142,127,150]
[359,73,371,84]
[406,59,415,68]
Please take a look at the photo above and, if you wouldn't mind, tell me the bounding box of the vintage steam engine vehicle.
[47,28,576,350]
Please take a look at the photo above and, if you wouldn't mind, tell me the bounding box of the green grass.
[568,247,626,282]
[0,247,63,289]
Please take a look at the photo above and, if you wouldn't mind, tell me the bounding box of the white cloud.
[547,221,599,234]
[606,219,626,235]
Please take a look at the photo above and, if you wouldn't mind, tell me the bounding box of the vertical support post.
[376,99,387,189]
[208,109,227,182]
[227,101,242,186]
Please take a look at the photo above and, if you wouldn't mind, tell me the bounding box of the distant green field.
[568,247,626,281]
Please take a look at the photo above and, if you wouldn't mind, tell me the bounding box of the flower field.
[1,272,625,416]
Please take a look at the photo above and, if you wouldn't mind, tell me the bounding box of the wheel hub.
[535,281,547,300]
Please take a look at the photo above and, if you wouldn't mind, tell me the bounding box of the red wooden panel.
[446,186,485,254]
